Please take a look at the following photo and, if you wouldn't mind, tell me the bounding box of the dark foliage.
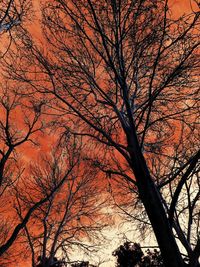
[71,261,89,267]
[113,242,164,267]
[71,261,97,267]
[36,256,63,267]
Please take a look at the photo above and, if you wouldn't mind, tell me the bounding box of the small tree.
[15,136,106,267]
[0,87,47,262]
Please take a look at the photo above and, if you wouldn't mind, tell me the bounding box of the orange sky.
[169,0,199,13]
[1,0,199,266]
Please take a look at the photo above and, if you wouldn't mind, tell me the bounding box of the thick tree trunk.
[127,133,186,267]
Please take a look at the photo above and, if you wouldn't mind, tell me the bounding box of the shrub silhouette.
[36,256,63,267]
[113,242,164,267]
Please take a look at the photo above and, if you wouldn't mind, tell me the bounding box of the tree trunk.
[127,133,186,267]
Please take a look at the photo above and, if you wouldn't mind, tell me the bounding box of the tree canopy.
[0,0,199,267]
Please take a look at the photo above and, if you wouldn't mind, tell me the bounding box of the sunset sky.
[0,0,199,267]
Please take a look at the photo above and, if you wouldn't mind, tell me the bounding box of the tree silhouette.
[36,256,64,267]
[3,0,200,266]
[113,242,143,267]
[14,136,106,267]
[0,0,31,58]
[0,88,46,263]
[71,261,89,267]
[113,242,164,267]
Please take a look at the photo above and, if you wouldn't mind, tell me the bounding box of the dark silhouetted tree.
[4,0,200,266]
[14,136,106,267]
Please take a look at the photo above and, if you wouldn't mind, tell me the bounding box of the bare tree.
[14,136,106,267]
[0,86,56,259]
[0,135,80,262]
[5,0,200,266]
[0,86,44,191]
[0,0,31,58]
